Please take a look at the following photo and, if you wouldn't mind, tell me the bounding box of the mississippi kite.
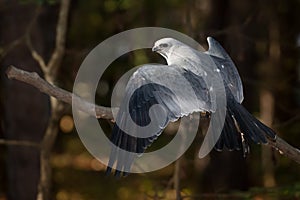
[106,37,276,177]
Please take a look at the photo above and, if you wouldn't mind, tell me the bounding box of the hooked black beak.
[152,46,159,52]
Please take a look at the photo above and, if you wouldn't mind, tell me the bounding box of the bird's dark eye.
[159,43,168,48]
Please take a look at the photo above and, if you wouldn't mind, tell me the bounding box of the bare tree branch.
[26,36,48,71]
[6,66,114,119]
[21,1,72,200]
[23,1,69,77]
[5,66,300,165]
[24,6,49,72]
[47,0,70,77]
[0,7,40,61]
[0,139,40,148]
[0,36,25,61]
[268,137,300,164]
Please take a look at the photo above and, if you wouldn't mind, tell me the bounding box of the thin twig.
[23,1,71,200]
[25,6,48,72]
[0,139,40,148]
[47,0,70,76]
[0,6,42,62]
[26,37,48,71]
[0,36,25,61]
[273,114,300,128]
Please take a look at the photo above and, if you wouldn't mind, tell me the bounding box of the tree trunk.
[0,1,57,199]
[260,89,276,187]
[260,18,280,188]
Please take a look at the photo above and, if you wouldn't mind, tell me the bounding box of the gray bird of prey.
[106,37,276,177]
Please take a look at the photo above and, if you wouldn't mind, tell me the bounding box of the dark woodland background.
[0,0,300,199]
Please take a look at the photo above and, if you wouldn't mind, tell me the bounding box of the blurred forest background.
[1,0,300,199]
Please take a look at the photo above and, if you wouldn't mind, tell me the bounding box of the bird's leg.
[231,114,250,157]
[200,111,210,119]
[240,132,250,157]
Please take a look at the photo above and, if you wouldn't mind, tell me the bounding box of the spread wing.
[106,64,213,176]
[204,37,275,153]
[206,37,244,103]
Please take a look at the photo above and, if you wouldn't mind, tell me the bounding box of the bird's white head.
[152,38,185,63]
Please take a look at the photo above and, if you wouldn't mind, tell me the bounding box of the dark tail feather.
[216,99,276,155]
[215,109,241,151]
[231,100,276,141]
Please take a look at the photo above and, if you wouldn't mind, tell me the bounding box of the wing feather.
[206,37,244,103]
[107,64,212,176]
